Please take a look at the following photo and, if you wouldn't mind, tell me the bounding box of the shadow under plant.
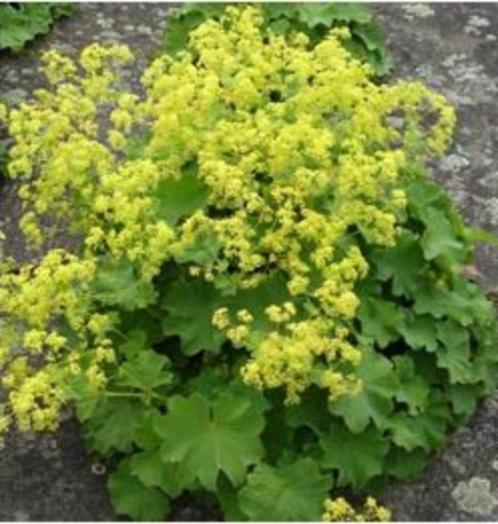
[0,3,497,521]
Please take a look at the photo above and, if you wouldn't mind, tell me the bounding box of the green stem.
[103,391,145,399]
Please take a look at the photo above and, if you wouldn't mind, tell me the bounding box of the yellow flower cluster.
[0,251,117,432]
[7,367,65,432]
[240,319,362,404]
[322,496,391,522]
[0,250,95,329]
[0,5,456,428]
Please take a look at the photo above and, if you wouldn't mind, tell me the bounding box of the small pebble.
[91,462,107,476]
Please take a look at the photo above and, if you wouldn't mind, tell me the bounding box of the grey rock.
[0,420,115,520]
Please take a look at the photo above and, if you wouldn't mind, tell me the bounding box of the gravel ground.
[0,3,497,521]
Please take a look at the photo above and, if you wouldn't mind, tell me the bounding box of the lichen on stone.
[451,477,498,516]
[401,4,435,20]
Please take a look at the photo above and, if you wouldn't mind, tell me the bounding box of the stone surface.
[0,3,497,521]
[0,418,115,521]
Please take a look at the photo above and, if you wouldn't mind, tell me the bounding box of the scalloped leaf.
[358,297,405,348]
[130,449,192,497]
[329,348,397,433]
[92,258,157,310]
[84,398,145,455]
[161,277,226,355]
[117,351,173,391]
[109,459,170,521]
[0,4,73,53]
[320,422,389,488]
[155,389,267,490]
[239,458,330,521]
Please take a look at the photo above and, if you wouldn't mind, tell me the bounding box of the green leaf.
[320,422,389,488]
[421,208,463,260]
[329,348,397,432]
[384,447,428,480]
[92,258,156,310]
[119,329,148,360]
[262,4,299,22]
[351,22,392,75]
[448,384,480,417]
[66,374,102,421]
[161,277,226,355]
[294,4,341,27]
[186,372,269,412]
[386,398,450,452]
[326,3,373,24]
[155,390,266,490]
[130,449,164,486]
[435,320,473,384]
[84,399,144,455]
[184,367,232,401]
[0,4,72,53]
[372,234,426,296]
[239,459,330,521]
[109,459,170,521]
[134,409,163,451]
[407,177,452,213]
[130,449,192,497]
[286,386,330,434]
[393,356,430,414]
[357,297,405,348]
[261,405,296,465]
[118,310,166,354]
[295,3,372,27]
[399,313,438,352]
[173,229,221,265]
[118,351,173,391]
[406,178,468,262]
[467,226,498,248]
[153,169,209,226]
[387,414,437,452]
[413,282,483,327]
[217,474,247,522]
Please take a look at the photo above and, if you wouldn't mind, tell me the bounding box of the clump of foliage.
[165,2,392,76]
[0,6,497,521]
[0,3,73,53]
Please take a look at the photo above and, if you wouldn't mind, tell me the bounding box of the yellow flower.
[322,496,391,522]
[212,307,230,330]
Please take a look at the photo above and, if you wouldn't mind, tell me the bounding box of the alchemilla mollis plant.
[0,6,497,521]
